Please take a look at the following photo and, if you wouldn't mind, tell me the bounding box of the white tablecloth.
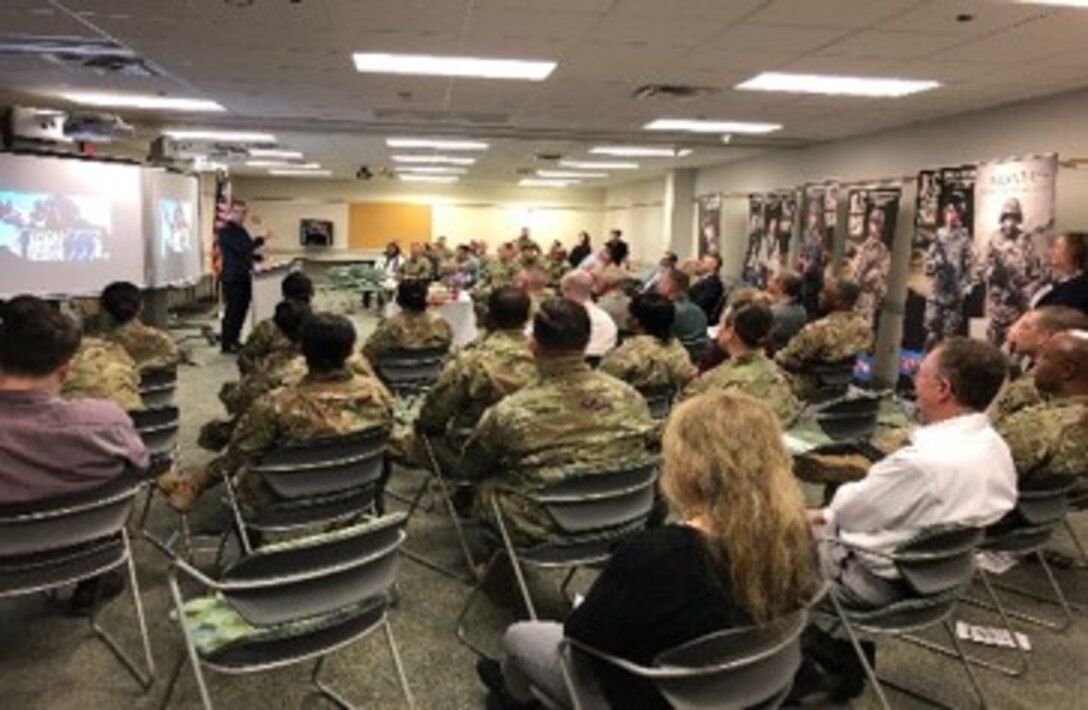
[384,291,478,348]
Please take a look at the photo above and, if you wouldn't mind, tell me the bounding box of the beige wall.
[603,177,668,265]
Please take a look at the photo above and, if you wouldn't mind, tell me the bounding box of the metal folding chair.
[129,406,192,558]
[818,525,988,709]
[554,608,807,710]
[810,393,881,442]
[374,347,449,401]
[637,384,676,422]
[1062,490,1088,569]
[139,366,179,409]
[457,464,659,656]
[165,514,414,710]
[806,357,857,403]
[0,479,156,690]
[221,427,389,558]
[679,338,708,366]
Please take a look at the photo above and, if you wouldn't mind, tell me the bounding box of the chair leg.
[311,655,354,709]
[456,551,499,657]
[559,568,578,602]
[967,552,1074,631]
[90,535,156,689]
[168,572,215,710]
[829,594,891,710]
[944,619,989,709]
[491,498,538,621]
[384,619,416,710]
[158,654,188,710]
[1063,519,1088,568]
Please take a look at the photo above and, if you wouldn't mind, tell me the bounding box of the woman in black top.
[482,390,818,709]
[1033,232,1088,314]
[568,231,592,269]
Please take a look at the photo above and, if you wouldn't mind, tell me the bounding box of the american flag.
[210,173,231,279]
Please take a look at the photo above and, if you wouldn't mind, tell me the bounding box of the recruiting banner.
[846,186,901,329]
[696,193,722,257]
[971,154,1057,345]
[741,192,795,288]
[904,166,977,350]
[799,182,838,316]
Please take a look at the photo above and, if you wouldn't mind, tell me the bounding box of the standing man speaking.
[217,199,266,354]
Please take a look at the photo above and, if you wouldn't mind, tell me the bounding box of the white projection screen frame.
[0,152,206,296]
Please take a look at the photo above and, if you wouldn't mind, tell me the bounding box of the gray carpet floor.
[0,300,1085,709]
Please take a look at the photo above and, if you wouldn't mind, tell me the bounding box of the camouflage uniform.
[683,351,801,426]
[515,234,541,255]
[399,255,436,281]
[545,254,569,286]
[102,318,180,373]
[62,337,142,412]
[461,356,655,543]
[996,394,1088,494]
[361,310,453,362]
[850,237,891,326]
[414,329,537,473]
[599,335,696,393]
[923,225,974,349]
[481,257,518,291]
[977,227,1043,345]
[207,368,394,509]
[991,374,1047,426]
[775,311,871,400]
[238,317,291,375]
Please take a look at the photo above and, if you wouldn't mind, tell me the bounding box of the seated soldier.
[461,298,655,545]
[992,305,1088,423]
[997,330,1088,495]
[160,313,394,512]
[775,277,871,400]
[0,296,148,614]
[399,242,436,282]
[63,336,143,412]
[362,280,454,363]
[414,286,537,476]
[810,338,1016,608]
[600,293,696,393]
[683,302,801,426]
[99,281,180,373]
[238,271,314,374]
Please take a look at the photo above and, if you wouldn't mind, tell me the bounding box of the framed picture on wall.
[299,218,333,247]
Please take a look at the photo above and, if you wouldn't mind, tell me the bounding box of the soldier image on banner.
[972,155,1057,345]
[799,183,838,317]
[847,187,901,329]
[772,192,797,273]
[742,195,768,287]
[697,194,722,257]
[845,188,868,261]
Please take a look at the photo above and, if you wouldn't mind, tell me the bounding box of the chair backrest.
[130,405,181,458]
[533,464,658,535]
[139,366,178,408]
[0,479,140,558]
[250,426,387,500]
[375,347,448,396]
[638,384,675,421]
[807,357,856,402]
[812,395,881,442]
[1016,474,1076,527]
[218,513,406,626]
[650,609,807,710]
[892,525,984,596]
[680,338,708,366]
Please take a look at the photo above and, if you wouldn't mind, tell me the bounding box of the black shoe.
[220,343,241,354]
[475,658,538,710]
[68,571,125,617]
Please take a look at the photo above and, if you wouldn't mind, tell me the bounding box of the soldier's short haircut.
[667,269,691,294]
[725,303,774,349]
[396,280,429,312]
[273,299,313,343]
[100,281,142,324]
[281,271,314,303]
[533,298,590,354]
[834,278,861,309]
[705,253,723,271]
[0,295,82,376]
[1034,305,1088,335]
[934,337,1008,412]
[776,270,803,300]
[630,293,675,342]
[1062,232,1088,271]
[488,286,531,330]
[300,312,356,373]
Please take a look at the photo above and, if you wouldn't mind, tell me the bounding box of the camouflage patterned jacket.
[223,351,380,418]
[995,394,1087,491]
[362,310,453,362]
[209,368,395,508]
[480,257,518,290]
[991,374,1047,426]
[238,317,291,375]
[683,350,801,426]
[775,310,871,371]
[62,337,142,412]
[398,255,436,281]
[599,335,696,393]
[102,318,180,373]
[461,355,655,543]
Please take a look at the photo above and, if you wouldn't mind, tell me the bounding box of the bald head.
[1034,330,1088,397]
[560,270,594,303]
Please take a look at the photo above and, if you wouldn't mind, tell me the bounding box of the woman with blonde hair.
[477,390,818,710]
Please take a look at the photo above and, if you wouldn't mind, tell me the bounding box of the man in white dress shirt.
[560,270,617,361]
[812,337,1018,607]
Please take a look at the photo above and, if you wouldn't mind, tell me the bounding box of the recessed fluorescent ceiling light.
[1017,1,1088,6]
[386,138,489,151]
[559,160,639,170]
[590,146,692,158]
[520,179,577,188]
[270,169,332,177]
[400,174,460,183]
[392,155,476,165]
[395,166,468,175]
[353,53,555,81]
[164,129,276,143]
[249,148,303,159]
[644,119,782,134]
[60,92,225,112]
[537,170,607,179]
[246,160,321,168]
[737,72,940,98]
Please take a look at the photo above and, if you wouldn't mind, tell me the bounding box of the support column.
[872,206,914,389]
[143,288,170,329]
[663,169,696,260]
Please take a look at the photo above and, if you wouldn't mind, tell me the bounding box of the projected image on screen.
[159,199,194,257]
[0,191,111,263]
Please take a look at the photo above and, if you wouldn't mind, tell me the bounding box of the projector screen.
[0,152,144,297]
[145,169,203,286]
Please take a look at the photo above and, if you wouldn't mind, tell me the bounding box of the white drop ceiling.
[0,0,1086,186]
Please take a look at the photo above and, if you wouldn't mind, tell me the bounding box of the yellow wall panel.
[348,202,432,250]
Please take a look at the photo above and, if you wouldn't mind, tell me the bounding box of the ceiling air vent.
[0,36,162,77]
[373,109,509,126]
[631,84,716,101]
